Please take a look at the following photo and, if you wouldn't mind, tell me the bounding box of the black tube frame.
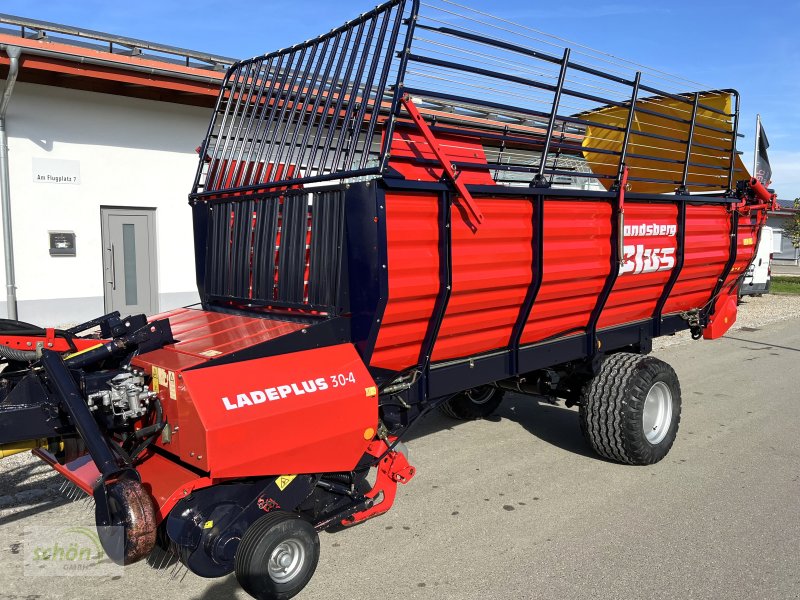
[189,0,740,200]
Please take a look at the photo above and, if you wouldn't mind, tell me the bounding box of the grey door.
[101,208,158,316]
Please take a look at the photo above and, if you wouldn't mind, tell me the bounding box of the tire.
[95,478,157,565]
[579,353,681,465]
[235,511,320,600]
[439,385,504,420]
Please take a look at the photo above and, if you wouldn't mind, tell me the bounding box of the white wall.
[0,82,211,325]
[767,214,800,264]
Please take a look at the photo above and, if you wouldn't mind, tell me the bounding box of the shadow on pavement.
[0,496,70,526]
[722,335,800,352]
[403,392,595,459]
[499,394,595,459]
[0,456,69,524]
[191,573,241,600]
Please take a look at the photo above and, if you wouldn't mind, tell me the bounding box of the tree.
[787,198,800,249]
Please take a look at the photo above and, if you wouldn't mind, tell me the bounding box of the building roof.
[0,14,237,107]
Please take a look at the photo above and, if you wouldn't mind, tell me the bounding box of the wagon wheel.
[579,353,682,465]
[439,385,504,420]
[235,511,320,600]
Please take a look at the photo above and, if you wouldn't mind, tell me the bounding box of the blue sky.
[3,0,798,199]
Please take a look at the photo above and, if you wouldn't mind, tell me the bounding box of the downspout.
[0,45,20,320]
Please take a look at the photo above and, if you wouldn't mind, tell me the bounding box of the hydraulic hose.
[0,344,37,362]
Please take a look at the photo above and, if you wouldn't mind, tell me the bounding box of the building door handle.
[106,245,116,290]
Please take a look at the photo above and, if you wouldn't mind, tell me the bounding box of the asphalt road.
[1,316,798,600]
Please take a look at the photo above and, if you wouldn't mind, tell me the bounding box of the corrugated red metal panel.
[521,201,612,344]
[371,193,440,371]
[366,192,754,371]
[432,198,532,361]
[661,205,730,315]
[721,213,761,294]
[597,203,677,329]
[149,307,306,359]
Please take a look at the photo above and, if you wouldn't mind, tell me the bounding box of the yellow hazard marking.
[743,238,754,246]
[64,343,103,361]
[152,366,161,393]
[365,386,377,398]
[203,520,214,529]
[275,475,296,491]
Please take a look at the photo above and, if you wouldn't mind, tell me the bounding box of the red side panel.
[431,198,532,361]
[661,205,731,314]
[723,213,762,293]
[369,192,759,370]
[703,294,737,339]
[387,128,494,186]
[371,192,440,371]
[134,308,308,461]
[148,307,306,359]
[598,203,677,329]
[180,344,377,478]
[702,210,762,338]
[521,201,612,344]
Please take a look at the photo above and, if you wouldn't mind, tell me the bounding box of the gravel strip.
[653,293,800,350]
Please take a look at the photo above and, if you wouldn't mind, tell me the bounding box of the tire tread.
[579,353,681,465]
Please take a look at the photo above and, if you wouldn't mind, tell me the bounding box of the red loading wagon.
[0,0,777,598]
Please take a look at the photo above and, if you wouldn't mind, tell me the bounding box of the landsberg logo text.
[621,222,677,275]
[623,223,676,237]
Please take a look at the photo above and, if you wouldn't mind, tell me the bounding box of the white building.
[767,200,800,265]
[0,16,234,325]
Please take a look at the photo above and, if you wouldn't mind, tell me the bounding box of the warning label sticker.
[168,371,177,400]
[152,366,161,393]
[275,475,296,491]
[151,367,169,394]
[200,349,223,358]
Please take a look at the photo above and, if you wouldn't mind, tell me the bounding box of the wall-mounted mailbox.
[49,231,76,256]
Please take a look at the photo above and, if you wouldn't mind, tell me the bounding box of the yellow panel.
[582,92,751,193]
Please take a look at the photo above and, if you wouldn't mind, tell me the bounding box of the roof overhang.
[0,33,226,107]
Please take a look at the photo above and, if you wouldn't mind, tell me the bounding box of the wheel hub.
[641,381,673,445]
[267,539,305,584]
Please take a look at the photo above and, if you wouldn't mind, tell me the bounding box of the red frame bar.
[0,335,102,354]
[400,95,485,227]
[747,177,777,209]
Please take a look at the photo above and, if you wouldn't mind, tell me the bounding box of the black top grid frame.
[190,0,742,199]
[191,0,417,198]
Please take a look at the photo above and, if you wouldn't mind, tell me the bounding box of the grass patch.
[771,276,800,295]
